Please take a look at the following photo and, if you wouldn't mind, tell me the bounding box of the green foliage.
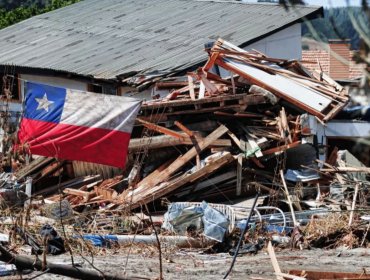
[0,0,80,29]
[302,7,369,50]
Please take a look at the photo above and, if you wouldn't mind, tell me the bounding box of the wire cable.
[223,192,259,279]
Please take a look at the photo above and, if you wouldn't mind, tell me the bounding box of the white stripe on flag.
[60,89,141,133]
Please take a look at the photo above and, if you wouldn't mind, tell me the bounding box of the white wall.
[213,23,302,81]
[20,74,88,100]
[244,23,302,60]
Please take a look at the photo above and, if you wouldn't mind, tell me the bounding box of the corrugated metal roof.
[0,0,322,80]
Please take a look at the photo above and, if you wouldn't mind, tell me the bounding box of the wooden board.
[122,153,235,210]
[289,270,370,280]
[138,124,228,188]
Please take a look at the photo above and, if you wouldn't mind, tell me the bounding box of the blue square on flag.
[24,82,66,123]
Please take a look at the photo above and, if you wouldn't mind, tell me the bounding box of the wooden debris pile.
[2,39,368,235]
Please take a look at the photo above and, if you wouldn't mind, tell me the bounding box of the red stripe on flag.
[18,118,131,168]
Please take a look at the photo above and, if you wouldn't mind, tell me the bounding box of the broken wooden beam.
[63,188,94,202]
[122,152,235,210]
[348,183,359,227]
[136,118,184,139]
[289,270,370,280]
[34,175,102,196]
[129,135,231,151]
[320,167,370,173]
[262,141,301,156]
[187,75,196,100]
[267,241,284,280]
[280,170,297,227]
[236,154,243,196]
[138,124,229,188]
[174,121,195,137]
[141,92,266,110]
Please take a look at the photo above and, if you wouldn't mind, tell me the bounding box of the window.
[87,83,103,93]
[88,83,117,95]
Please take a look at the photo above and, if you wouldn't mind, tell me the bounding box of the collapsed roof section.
[200,39,349,121]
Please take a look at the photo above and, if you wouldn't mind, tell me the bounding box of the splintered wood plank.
[227,130,243,150]
[139,124,228,188]
[289,270,370,280]
[262,141,301,156]
[348,183,359,227]
[236,154,243,196]
[267,241,284,280]
[137,159,175,188]
[279,107,292,143]
[280,170,297,227]
[95,187,118,200]
[275,272,306,280]
[203,51,220,72]
[199,81,205,99]
[63,188,90,197]
[322,101,347,122]
[142,92,265,110]
[320,167,370,173]
[198,71,219,95]
[174,121,194,137]
[137,118,184,139]
[129,135,231,151]
[165,104,246,115]
[187,75,196,100]
[326,146,338,166]
[250,157,265,168]
[63,188,95,202]
[313,69,344,92]
[124,153,235,210]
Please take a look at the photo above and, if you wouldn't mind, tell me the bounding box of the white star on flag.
[35,93,54,112]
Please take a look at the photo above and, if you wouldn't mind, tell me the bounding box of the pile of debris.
[0,38,369,279]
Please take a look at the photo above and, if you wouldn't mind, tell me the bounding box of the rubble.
[0,38,368,279]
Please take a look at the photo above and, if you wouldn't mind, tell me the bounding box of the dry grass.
[304,213,350,238]
[0,206,179,258]
[304,213,360,249]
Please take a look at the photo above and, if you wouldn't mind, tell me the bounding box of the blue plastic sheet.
[81,235,118,247]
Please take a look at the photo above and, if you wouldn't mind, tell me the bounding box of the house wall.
[244,23,302,60]
[20,74,88,98]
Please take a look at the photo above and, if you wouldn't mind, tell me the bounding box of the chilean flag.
[18,82,141,168]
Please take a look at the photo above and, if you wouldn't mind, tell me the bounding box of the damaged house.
[0,1,369,279]
[0,0,325,179]
[0,0,368,206]
[0,0,323,118]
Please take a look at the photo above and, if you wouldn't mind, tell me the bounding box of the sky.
[242,0,364,7]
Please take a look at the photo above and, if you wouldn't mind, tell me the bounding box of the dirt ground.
[23,246,370,279]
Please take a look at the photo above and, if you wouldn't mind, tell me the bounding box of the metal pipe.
[256,206,287,231]
[82,235,213,248]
